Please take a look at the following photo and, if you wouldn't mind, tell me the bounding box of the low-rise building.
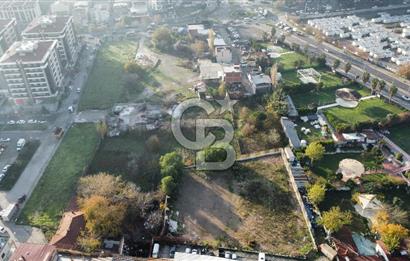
[0,19,18,57]
[49,211,85,250]
[0,233,14,261]
[248,73,272,94]
[215,46,232,64]
[22,16,80,70]
[9,243,57,261]
[223,65,241,85]
[0,40,64,104]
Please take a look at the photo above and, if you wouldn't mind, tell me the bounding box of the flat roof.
[175,252,230,260]
[9,243,56,261]
[22,16,71,35]
[0,40,56,64]
[0,0,39,8]
[281,117,301,149]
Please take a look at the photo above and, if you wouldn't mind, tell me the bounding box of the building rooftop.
[0,40,57,64]
[0,19,15,35]
[49,211,85,249]
[0,0,39,9]
[9,243,56,261]
[23,15,71,35]
[250,73,271,87]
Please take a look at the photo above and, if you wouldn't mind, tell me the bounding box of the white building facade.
[0,0,41,25]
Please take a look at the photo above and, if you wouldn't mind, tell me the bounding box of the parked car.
[68,106,75,113]
[169,246,176,258]
[0,226,5,233]
[2,164,11,173]
[185,247,191,253]
[17,195,26,204]
[192,249,199,255]
[0,138,10,142]
[152,243,159,258]
[401,95,410,101]
[76,88,81,93]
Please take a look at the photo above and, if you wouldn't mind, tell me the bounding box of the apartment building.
[22,16,79,70]
[0,40,64,104]
[0,19,18,57]
[0,0,41,25]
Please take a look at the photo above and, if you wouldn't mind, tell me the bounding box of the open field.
[19,124,99,228]
[78,41,138,110]
[175,158,311,256]
[0,140,40,191]
[387,124,410,154]
[88,129,179,191]
[324,98,405,127]
[277,52,311,71]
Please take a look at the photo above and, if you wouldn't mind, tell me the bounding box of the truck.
[16,138,26,152]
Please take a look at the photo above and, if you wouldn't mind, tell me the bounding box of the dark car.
[17,194,26,204]
[169,246,176,258]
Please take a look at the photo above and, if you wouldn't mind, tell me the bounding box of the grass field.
[78,41,137,111]
[277,52,311,71]
[0,140,40,191]
[387,124,410,154]
[19,124,99,229]
[324,98,405,127]
[176,158,311,256]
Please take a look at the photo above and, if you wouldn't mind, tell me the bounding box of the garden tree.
[362,71,370,83]
[271,25,276,38]
[78,173,128,199]
[316,54,327,67]
[146,135,161,153]
[203,146,227,162]
[77,232,101,253]
[159,152,184,180]
[208,29,215,53]
[266,86,288,115]
[333,59,340,70]
[191,40,207,58]
[81,195,126,237]
[371,78,379,94]
[307,183,326,206]
[377,80,386,95]
[218,82,226,97]
[152,27,174,51]
[319,206,352,233]
[29,213,57,239]
[344,62,352,74]
[397,63,410,80]
[160,176,176,195]
[388,84,398,103]
[316,81,324,92]
[378,223,409,251]
[305,142,325,165]
[124,61,144,75]
[95,120,108,140]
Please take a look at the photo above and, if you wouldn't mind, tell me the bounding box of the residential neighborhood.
[0,0,408,261]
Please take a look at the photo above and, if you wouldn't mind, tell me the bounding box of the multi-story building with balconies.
[0,40,64,104]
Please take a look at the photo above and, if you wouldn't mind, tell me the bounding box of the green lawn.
[387,124,410,154]
[0,140,40,191]
[277,52,311,71]
[19,124,99,228]
[324,98,405,127]
[78,41,137,111]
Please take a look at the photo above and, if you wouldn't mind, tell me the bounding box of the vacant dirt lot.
[175,157,311,256]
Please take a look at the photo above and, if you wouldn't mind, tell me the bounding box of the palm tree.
[377,80,386,96]
[344,62,352,74]
[333,59,341,70]
[362,71,370,84]
[371,78,379,95]
[388,84,398,103]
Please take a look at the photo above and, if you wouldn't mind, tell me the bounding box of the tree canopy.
[319,206,352,233]
[305,142,325,164]
[307,183,326,206]
[152,27,175,51]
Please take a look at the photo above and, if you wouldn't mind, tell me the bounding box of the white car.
[68,106,75,113]
[0,138,10,142]
[76,88,81,93]
[2,164,11,173]
[401,95,410,101]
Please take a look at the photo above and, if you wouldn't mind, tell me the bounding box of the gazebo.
[335,88,362,108]
[337,158,365,182]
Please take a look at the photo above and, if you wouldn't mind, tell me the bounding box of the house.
[248,73,272,95]
[9,243,58,261]
[223,65,241,85]
[49,211,85,249]
[376,240,410,261]
[187,24,208,39]
[354,194,383,223]
[215,46,232,64]
[199,59,223,82]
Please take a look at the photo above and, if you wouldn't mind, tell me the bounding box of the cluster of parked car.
[299,187,318,229]
[6,119,46,125]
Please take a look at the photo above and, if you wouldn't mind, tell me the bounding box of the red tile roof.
[9,243,56,261]
[49,211,85,249]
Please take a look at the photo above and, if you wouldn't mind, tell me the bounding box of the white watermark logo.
[171,97,237,170]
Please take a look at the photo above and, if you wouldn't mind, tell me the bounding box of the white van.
[152,243,160,258]
[17,138,26,152]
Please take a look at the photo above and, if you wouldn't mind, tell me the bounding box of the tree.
[152,27,174,51]
[362,71,370,84]
[333,59,340,70]
[271,26,276,38]
[397,63,410,80]
[316,81,324,92]
[191,40,207,58]
[77,232,101,253]
[78,173,125,199]
[378,223,409,251]
[160,176,176,195]
[146,135,161,153]
[124,61,144,75]
[96,120,108,140]
[371,78,379,94]
[159,152,184,180]
[218,81,226,97]
[305,142,325,165]
[316,54,327,67]
[344,62,352,74]
[388,84,398,103]
[307,183,326,206]
[81,195,126,237]
[377,80,386,95]
[319,206,352,233]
